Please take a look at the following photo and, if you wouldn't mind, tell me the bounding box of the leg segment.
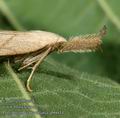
[25,47,51,92]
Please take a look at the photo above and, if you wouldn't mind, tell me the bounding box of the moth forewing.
[0,31,66,56]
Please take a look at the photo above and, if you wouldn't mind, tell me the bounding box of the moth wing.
[0,31,66,56]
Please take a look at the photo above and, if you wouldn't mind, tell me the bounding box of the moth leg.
[26,47,51,92]
[18,50,48,71]
[18,56,38,71]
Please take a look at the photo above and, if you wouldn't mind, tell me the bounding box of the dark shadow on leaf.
[40,69,75,81]
[99,42,120,84]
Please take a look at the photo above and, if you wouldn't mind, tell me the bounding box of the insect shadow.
[40,69,75,81]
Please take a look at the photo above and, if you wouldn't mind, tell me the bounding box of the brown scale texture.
[60,34,102,52]
[60,25,107,53]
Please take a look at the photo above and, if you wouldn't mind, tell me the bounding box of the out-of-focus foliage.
[0,0,120,117]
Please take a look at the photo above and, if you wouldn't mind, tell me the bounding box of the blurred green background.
[0,0,120,117]
[1,0,119,82]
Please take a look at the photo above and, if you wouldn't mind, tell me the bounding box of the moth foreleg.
[26,47,51,92]
[18,50,48,71]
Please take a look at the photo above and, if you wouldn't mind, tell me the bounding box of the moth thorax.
[50,42,65,52]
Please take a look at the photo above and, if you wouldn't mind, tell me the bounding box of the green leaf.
[0,0,120,117]
[0,0,108,33]
[0,58,120,118]
[0,12,11,29]
[0,63,42,118]
[97,0,120,30]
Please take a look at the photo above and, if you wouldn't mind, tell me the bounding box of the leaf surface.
[0,0,120,117]
[0,58,120,117]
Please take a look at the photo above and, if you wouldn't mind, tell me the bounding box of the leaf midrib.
[4,62,41,118]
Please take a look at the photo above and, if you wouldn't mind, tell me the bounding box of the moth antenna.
[59,25,107,53]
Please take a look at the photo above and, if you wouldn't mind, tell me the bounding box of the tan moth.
[0,26,107,92]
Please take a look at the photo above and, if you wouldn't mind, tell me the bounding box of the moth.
[0,26,107,92]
